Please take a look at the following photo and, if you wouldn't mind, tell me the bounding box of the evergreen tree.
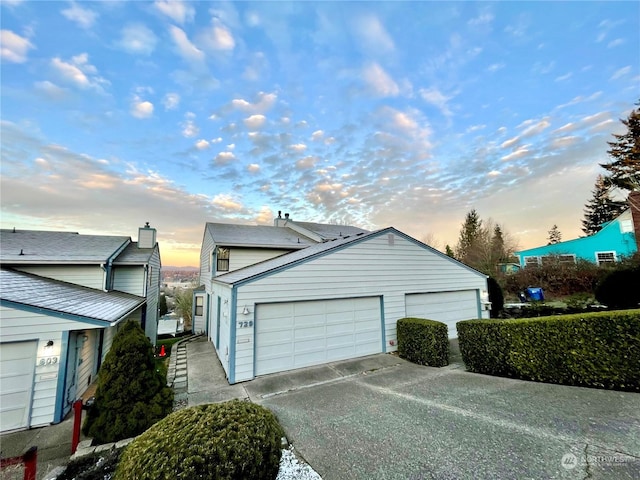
[455,209,483,265]
[491,225,506,263]
[83,320,173,443]
[601,101,640,191]
[547,224,562,245]
[445,244,455,258]
[582,175,626,235]
[159,293,168,316]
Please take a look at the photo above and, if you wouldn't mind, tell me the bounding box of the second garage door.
[255,297,382,376]
[405,290,479,338]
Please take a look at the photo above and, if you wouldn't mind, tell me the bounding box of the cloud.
[199,19,235,51]
[50,54,109,92]
[607,38,625,48]
[154,0,194,24]
[182,118,199,137]
[229,92,277,114]
[352,14,394,54]
[468,12,494,27]
[244,114,266,130]
[610,66,631,80]
[363,62,399,97]
[486,63,505,73]
[520,119,551,137]
[289,143,307,152]
[501,146,530,162]
[487,170,501,177]
[311,130,324,141]
[554,72,572,82]
[1,30,34,63]
[247,163,260,173]
[195,139,210,150]
[214,151,235,165]
[162,92,180,110]
[34,81,68,100]
[419,87,453,117]
[117,24,158,55]
[131,97,154,118]
[169,26,205,64]
[296,156,317,170]
[61,2,98,29]
[212,193,243,211]
[550,136,579,149]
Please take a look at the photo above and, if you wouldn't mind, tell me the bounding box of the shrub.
[487,276,504,318]
[457,310,640,391]
[595,266,640,309]
[397,318,449,367]
[83,320,174,443]
[115,400,285,480]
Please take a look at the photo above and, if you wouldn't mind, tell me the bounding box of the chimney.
[629,191,640,252]
[138,222,157,249]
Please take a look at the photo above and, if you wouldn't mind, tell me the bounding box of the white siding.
[199,229,216,292]
[230,234,487,382]
[75,329,98,397]
[145,249,161,342]
[227,248,291,272]
[15,265,105,290]
[101,325,117,363]
[112,267,145,296]
[193,293,206,334]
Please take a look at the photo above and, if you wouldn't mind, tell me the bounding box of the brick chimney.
[629,191,640,252]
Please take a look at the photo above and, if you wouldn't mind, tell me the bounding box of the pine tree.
[491,225,506,263]
[455,209,483,264]
[582,175,627,235]
[547,224,562,245]
[445,244,455,258]
[601,101,640,192]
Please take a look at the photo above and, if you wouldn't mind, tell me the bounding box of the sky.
[1,1,639,267]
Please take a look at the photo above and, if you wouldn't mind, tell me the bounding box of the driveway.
[242,353,640,480]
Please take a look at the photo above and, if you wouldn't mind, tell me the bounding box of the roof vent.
[284,213,290,219]
[19,249,24,255]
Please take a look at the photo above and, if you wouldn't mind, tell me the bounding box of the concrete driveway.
[241,353,640,480]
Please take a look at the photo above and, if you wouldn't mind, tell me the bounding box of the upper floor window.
[195,296,204,316]
[596,251,616,265]
[217,248,230,272]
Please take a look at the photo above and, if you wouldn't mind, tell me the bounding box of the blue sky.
[1,1,638,266]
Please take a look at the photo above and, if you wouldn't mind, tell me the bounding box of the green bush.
[83,320,174,443]
[457,310,640,391]
[115,400,285,480]
[487,276,504,318]
[397,317,449,367]
[595,266,640,309]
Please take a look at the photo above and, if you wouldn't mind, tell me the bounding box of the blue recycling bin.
[525,287,544,302]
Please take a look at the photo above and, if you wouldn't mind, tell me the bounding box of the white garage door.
[405,291,479,339]
[255,297,382,376]
[0,341,37,432]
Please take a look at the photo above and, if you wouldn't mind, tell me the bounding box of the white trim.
[595,251,617,265]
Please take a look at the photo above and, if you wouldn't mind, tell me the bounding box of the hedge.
[457,310,640,391]
[397,317,449,367]
[115,400,284,480]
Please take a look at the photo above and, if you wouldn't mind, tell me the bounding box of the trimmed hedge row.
[457,310,640,391]
[397,317,449,367]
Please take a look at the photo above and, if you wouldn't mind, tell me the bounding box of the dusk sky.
[1,1,638,266]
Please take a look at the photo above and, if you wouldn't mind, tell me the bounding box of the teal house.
[516,193,640,267]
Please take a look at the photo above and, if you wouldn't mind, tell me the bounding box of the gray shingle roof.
[293,221,369,240]
[205,223,316,249]
[0,268,145,323]
[113,242,156,264]
[213,229,375,285]
[0,229,130,264]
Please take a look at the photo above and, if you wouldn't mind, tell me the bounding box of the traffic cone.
[159,345,166,357]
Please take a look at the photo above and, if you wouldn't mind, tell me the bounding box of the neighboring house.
[515,193,640,267]
[0,224,161,433]
[197,214,489,384]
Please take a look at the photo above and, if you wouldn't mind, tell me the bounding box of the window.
[596,251,616,265]
[620,219,633,233]
[524,256,540,267]
[195,296,204,316]
[541,254,576,265]
[217,248,230,272]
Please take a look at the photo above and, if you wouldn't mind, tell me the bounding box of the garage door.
[0,341,37,432]
[255,297,382,376]
[405,291,479,338]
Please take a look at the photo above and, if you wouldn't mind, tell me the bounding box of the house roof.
[290,221,369,241]
[0,229,130,264]
[205,223,317,249]
[0,268,145,324]
[113,242,157,265]
[213,227,486,286]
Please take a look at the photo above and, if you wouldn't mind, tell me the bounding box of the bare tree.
[420,232,442,251]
